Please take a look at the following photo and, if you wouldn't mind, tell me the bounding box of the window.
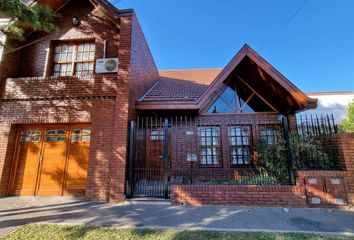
[206,82,277,113]
[71,129,91,142]
[198,127,220,165]
[52,42,95,77]
[150,130,164,141]
[228,126,251,165]
[260,126,281,145]
[20,130,41,143]
[46,129,66,142]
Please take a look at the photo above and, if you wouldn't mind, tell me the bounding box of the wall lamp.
[72,17,80,27]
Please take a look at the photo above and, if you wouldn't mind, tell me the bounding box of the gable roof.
[137,44,317,114]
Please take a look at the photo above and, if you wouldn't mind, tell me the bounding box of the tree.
[339,100,354,133]
[0,0,59,48]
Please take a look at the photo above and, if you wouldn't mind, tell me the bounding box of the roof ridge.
[159,68,223,71]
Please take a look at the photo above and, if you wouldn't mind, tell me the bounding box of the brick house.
[1,0,353,206]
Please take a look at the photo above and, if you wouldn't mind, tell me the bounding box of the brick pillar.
[337,133,354,205]
[0,123,17,196]
[108,16,133,203]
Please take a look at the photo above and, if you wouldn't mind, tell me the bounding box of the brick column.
[337,133,354,205]
[0,123,17,196]
[109,16,132,203]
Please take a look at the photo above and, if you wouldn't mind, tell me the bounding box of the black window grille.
[260,125,282,144]
[228,126,251,165]
[198,127,220,165]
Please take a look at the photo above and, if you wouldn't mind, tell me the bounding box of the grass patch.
[2,224,353,240]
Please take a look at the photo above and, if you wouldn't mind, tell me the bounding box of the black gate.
[127,117,169,199]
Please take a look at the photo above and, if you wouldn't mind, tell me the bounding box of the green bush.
[254,139,290,185]
[339,100,354,133]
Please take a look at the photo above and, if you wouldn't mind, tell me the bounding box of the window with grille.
[198,127,220,165]
[20,130,41,143]
[52,42,95,77]
[228,126,251,165]
[150,130,164,141]
[260,126,282,144]
[71,129,91,142]
[46,129,66,142]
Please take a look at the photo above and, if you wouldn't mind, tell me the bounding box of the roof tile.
[140,69,222,103]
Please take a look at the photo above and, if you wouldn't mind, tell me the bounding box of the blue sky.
[115,0,354,92]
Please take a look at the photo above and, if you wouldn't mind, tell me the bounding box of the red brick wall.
[171,171,347,207]
[17,0,119,78]
[0,1,158,203]
[325,133,354,204]
[128,13,159,120]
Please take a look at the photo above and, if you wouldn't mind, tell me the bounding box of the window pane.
[56,136,66,142]
[89,52,95,60]
[47,130,56,135]
[73,129,81,134]
[46,136,56,142]
[66,64,72,72]
[55,46,61,53]
[54,64,60,71]
[62,45,68,53]
[57,130,66,135]
[76,52,82,61]
[82,135,91,141]
[89,62,94,70]
[82,129,91,134]
[71,135,80,141]
[83,52,89,60]
[32,136,41,142]
[54,54,60,62]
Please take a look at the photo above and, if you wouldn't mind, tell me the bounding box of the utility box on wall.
[305,177,348,207]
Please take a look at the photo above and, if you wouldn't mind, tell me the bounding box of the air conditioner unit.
[95,58,118,73]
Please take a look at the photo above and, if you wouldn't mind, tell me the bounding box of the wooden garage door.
[9,125,91,196]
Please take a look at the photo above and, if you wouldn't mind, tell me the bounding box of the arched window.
[20,130,41,143]
[71,129,91,142]
[46,129,66,142]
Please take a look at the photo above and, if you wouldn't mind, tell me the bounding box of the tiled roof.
[140,68,222,103]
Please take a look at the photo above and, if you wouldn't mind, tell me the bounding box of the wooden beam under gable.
[236,74,279,113]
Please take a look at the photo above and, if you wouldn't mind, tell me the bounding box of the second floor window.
[53,42,95,77]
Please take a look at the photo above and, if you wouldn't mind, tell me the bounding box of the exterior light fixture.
[72,17,80,27]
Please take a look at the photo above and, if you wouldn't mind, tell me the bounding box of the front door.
[129,119,169,198]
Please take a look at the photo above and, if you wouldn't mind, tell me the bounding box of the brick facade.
[0,0,158,202]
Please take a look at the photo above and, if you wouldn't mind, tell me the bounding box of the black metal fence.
[293,114,341,170]
[127,113,342,198]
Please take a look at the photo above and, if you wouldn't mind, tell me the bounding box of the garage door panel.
[13,142,41,196]
[64,132,90,194]
[36,141,67,196]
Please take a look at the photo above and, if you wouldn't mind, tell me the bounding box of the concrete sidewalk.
[0,197,354,237]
